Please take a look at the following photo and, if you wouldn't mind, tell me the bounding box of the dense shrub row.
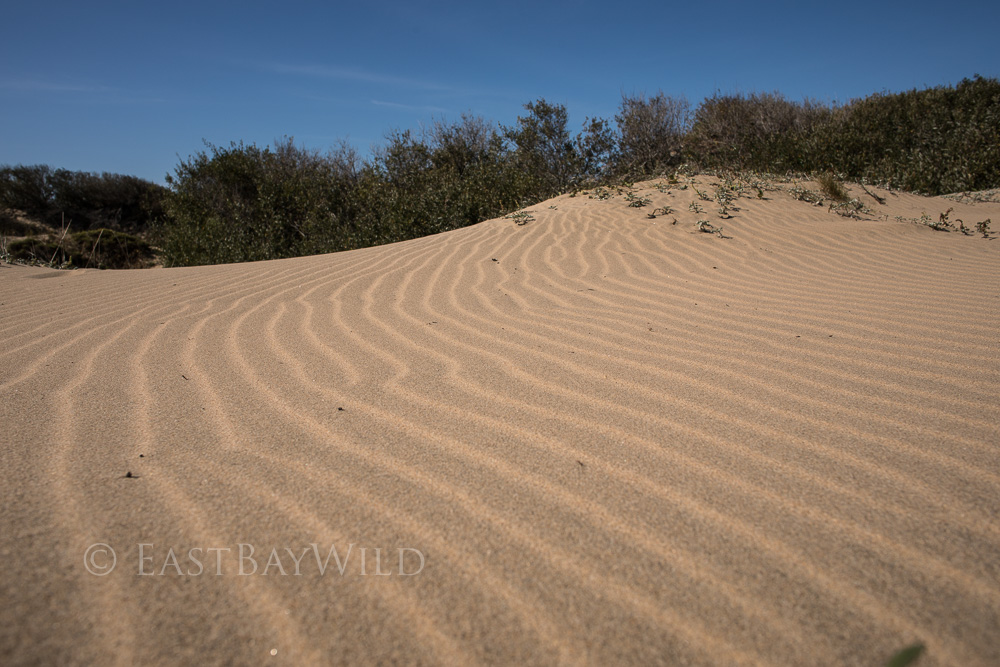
[160,104,615,266]
[807,75,1000,193]
[686,75,1000,194]
[4,76,997,268]
[0,165,167,236]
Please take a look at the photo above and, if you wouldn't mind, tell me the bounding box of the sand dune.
[1,177,998,665]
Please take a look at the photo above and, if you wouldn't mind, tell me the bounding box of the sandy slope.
[1,177,998,666]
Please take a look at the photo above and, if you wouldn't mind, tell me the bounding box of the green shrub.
[162,138,362,266]
[614,92,690,177]
[366,117,532,242]
[0,165,53,216]
[503,99,579,199]
[808,75,1000,193]
[685,91,830,172]
[680,76,1000,195]
[0,165,167,235]
[162,120,539,266]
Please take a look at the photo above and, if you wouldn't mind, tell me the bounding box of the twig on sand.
[860,182,886,205]
[84,228,105,269]
[49,213,71,266]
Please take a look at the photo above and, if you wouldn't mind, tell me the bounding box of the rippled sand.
[2,178,998,665]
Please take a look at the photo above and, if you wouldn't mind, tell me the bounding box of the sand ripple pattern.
[2,178,999,666]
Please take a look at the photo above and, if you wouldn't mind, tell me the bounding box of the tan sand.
[1,176,998,665]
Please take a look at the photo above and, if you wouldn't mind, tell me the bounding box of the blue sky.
[2,0,997,184]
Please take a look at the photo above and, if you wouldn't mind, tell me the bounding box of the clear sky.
[2,0,997,184]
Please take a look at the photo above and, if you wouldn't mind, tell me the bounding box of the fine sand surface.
[2,177,998,666]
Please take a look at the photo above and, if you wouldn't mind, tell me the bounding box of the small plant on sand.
[646,205,674,219]
[917,210,956,231]
[688,201,704,214]
[936,208,955,230]
[692,185,712,202]
[715,184,738,218]
[788,185,824,204]
[505,210,535,225]
[976,219,992,237]
[731,171,775,199]
[817,172,850,202]
[695,220,728,237]
[591,186,614,200]
[625,191,651,207]
[753,173,781,197]
[828,198,869,219]
[716,173,743,197]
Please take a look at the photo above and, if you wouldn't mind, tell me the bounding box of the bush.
[161,122,534,267]
[361,115,536,243]
[575,116,617,185]
[423,115,533,226]
[808,75,1000,193]
[502,99,577,199]
[817,173,850,202]
[613,92,690,177]
[685,91,830,172]
[0,165,167,234]
[0,165,53,216]
[503,99,615,199]
[682,76,1000,195]
[162,138,361,266]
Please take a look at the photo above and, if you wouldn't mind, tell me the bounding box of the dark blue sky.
[2,0,997,184]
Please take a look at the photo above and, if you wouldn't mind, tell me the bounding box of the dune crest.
[2,177,998,665]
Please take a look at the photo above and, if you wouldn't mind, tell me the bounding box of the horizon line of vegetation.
[2,75,998,268]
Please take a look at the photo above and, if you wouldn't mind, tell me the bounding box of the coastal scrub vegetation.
[4,228,156,269]
[2,75,997,268]
[0,165,166,236]
[1,165,165,268]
